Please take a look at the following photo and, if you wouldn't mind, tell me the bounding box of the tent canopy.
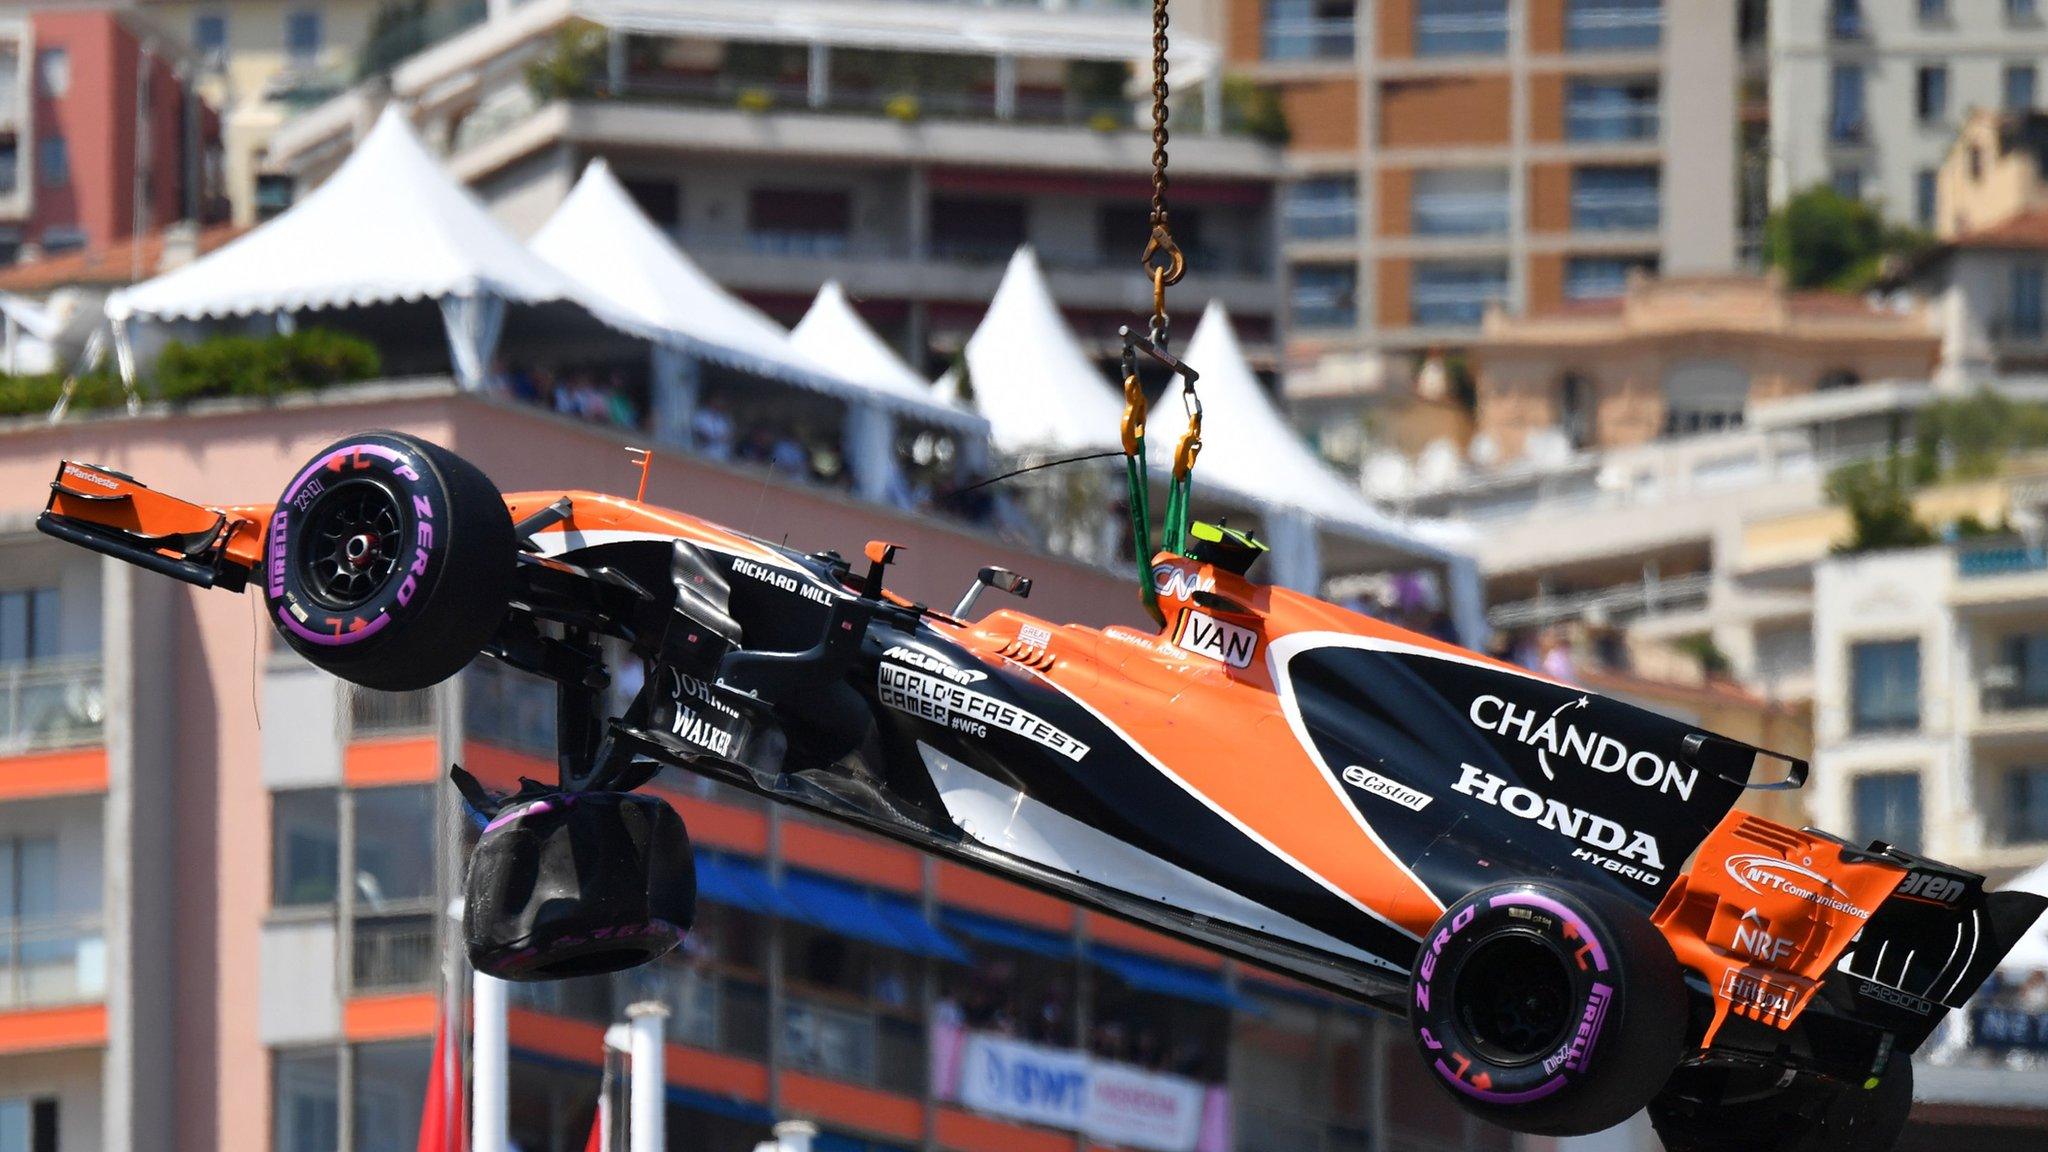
[107,107,591,323]
[951,246,1123,456]
[792,281,945,405]
[534,162,982,434]
[1156,301,1474,565]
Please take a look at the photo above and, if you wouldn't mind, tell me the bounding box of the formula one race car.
[37,431,2047,1151]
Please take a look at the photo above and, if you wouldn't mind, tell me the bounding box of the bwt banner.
[949,1031,1214,1152]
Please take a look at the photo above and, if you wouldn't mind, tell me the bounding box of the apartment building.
[258,0,1285,376]
[1217,0,1745,460]
[0,8,220,264]
[143,0,484,226]
[1769,0,2048,231]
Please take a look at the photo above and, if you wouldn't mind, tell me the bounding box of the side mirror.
[953,566,1033,619]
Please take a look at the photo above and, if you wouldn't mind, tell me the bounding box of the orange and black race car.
[37,431,2048,1151]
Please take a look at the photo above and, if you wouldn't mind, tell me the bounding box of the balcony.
[1262,18,1357,63]
[350,913,438,993]
[1488,571,1711,630]
[1957,542,2048,579]
[0,660,103,756]
[0,914,104,1009]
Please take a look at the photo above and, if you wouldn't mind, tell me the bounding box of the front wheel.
[1409,881,1688,1137]
[265,431,514,691]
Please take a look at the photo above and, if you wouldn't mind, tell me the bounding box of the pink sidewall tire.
[1408,881,1688,1137]
[265,431,514,692]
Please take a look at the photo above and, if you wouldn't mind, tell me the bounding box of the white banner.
[953,1032,1209,1152]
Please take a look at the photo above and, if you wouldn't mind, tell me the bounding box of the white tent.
[949,246,1123,457]
[1999,858,2048,975]
[531,162,985,501]
[106,107,617,389]
[1156,302,1484,644]
[792,281,945,407]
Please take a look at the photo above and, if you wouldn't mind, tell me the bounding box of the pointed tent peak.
[961,244,1122,455]
[790,280,940,405]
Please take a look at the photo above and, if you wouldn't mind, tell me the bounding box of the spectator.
[692,401,736,460]
[1540,629,1576,682]
[769,432,810,479]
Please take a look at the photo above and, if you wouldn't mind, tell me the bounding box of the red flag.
[416,1011,468,1152]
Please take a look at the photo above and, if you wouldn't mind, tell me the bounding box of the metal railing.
[1958,542,2048,579]
[1262,18,1358,61]
[1411,191,1511,237]
[350,912,438,992]
[782,995,880,1084]
[0,914,104,1009]
[1565,1,1663,51]
[1564,99,1659,142]
[347,686,437,739]
[0,659,104,755]
[356,0,488,80]
[1488,572,1712,629]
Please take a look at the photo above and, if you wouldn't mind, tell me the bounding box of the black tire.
[465,791,696,981]
[1409,881,1688,1137]
[265,431,513,691]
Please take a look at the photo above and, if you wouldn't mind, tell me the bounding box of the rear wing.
[1656,810,2048,1055]
[36,460,268,591]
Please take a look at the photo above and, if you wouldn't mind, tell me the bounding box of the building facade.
[259,0,1286,377]
[1769,0,2048,231]
[0,7,221,264]
[1216,0,1745,461]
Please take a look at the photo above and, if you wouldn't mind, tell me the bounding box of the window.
[1566,77,1659,142]
[1662,360,1749,435]
[1290,264,1356,329]
[0,589,59,665]
[34,49,67,99]
[35,137,67,190]
[0,1097,57,1152]
[1565,0,1661,52]
[38,227,85,256]
[931,197,1025,262]
[1411,260,1508,327]
[272,789,339,907]
[1831,0,1864,39]
[2006,64,2038,111]
[353,1040,431,1150]
[1412,168,1510,236]
[1851,639,1921,733]
[2011,0,2042,22]
[1566,255,1654,301]
[1830,65,1866,142]
[1916,168,1938,227]
[351,787,435,909]
[746,188,851,257]
[1992,632,2048,710]
[285,11,322,65]
[1916,65,1948,123]
[621,178,680,229]
[2012,265,2045,338]
[192,14,228,62]
[0,837,58,923]
[1415,0,1507,57]
[2006,767,2048,843]
[1817,368,1861,391]
[1571,165,1659,231]
[1559,372,1595,449]
[0,142,15,196]
[1852,773,1922,850]
[1919,0,1948,21]
[1831,166,1864,201]
[273,1049,340,1152]
[1262,0,1357,61]
[1283,176,1358,241]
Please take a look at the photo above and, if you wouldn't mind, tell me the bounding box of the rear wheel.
[1409,881,1688,1137]
[265,431,513,691]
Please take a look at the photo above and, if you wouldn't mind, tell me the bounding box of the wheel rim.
[1451,930,1577,1067]
[299,478,404,610]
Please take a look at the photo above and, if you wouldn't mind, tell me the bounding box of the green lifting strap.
[1120,350,1163,626]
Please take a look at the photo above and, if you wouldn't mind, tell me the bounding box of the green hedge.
[153,328,382,403]
[0,327,382,418]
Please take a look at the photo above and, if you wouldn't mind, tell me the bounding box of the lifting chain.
[1139,0,1184,350]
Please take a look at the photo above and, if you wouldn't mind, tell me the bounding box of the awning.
[942,909,1078,961]
[693,853,794,917]
[950,246,1123,456]
[781,870,969,964]
[1087,946,1242,1010]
